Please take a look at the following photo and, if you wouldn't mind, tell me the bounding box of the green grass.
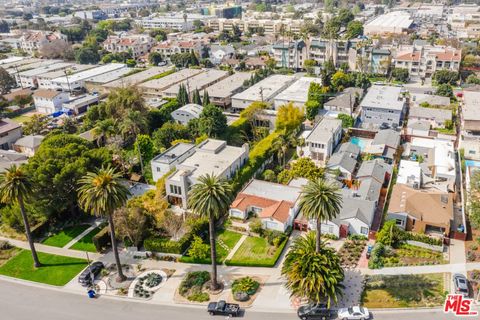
[145,68,176,81]
[362,273,446,308]
[180,230,242,264]
[0,250,87,286]
[11,114,31,124]
[69,226,102,253]
[42,224,91,248]
[225,236,288,267]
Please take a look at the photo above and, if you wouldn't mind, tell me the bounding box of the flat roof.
[204,72,251,98]
[0,56,25,65]
[139,68,204,91]
[152,142,195,164]
[103,66,172,88]
[1,58,40,70]
[19,62,73,77]
[85,67,132,84]
[365,11,413,29]
[306,118,342,142]
[53,63,126,84]
[241,179,301,203]
[463,91,480,121]
[232,74,295,102]
[162,69,228,95]
[8,59,62,73]
[360,85,405,111]
[275,77,322,103]
[38,64,96,80]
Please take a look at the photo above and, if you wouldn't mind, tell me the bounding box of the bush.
[249,219,263,234]
[368,243,385,269]
[348,234,368,241]
[92,226,111,252]
[402,232,442,246]
[188,291,210,302]
[179,271,211,301]
[322,233,339,240]
[232,277,260,296]
[0,240,11,250]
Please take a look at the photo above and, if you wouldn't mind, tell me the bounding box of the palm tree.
[282,232,344,307]
[93,118,117,147]
[298,178,342,252]
[78,166,130,281]
[0,165,41,267]
[120,109,147,140]
[188,174,233,290]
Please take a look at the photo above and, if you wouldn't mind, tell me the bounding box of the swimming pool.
[350,137,371,152]
[465,160,480,168]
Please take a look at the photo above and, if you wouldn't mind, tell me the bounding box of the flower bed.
[231,276,260,302]
[338,239,366,268]
[384,244,446,267]
[178,271,211,302]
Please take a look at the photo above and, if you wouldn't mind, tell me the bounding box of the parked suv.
[453,273,469,297]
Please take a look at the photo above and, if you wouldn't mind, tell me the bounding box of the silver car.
[453,273,469,297]
[338,306,370,320]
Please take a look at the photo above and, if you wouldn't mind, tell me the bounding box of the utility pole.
[259,86,264,102]
[15,65,23,89]
[64,69,71,93]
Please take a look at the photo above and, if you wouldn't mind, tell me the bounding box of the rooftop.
[241,179,301,203]
[14,135,44,149]
[410,106,451,122]
[53,63,126,85]
[152,142,195,165]
[18,62,73,77]
[360,85,405,111]
[306,118,342,142]
[463,91,480,122]
[33,89,64,99]
[139,68,204,91]
[365,11,413,29]
[85,67,132,84]
[204,72,251,98]
[162,69,229,95]
[232,74,295,102]
[274,77,322,104]
[103,66,172,88]
[175,103,203,117]
[0,118,21,134]
[397,160,422,186]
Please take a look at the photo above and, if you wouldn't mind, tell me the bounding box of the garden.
[231,276,261,305]
[467,270,480,300]
[338,236,367,268]
[362,273,447,308]
[178,271,211,302]
[225,235,287,267]
[0,241,19,267]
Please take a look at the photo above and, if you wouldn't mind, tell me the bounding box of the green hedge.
[92,226,111,252]
[224,238,288,267]
[221,116,249,146]
[403,232,443,246]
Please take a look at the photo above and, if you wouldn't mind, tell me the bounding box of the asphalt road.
[0,279,467,320]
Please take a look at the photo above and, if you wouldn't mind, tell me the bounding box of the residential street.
[0,278,468,320]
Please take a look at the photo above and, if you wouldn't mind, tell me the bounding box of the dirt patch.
[465,227,480,262]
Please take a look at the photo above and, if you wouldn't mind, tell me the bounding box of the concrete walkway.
[0,236,102,260]
[224,234,247,261]
[64,221,103,249]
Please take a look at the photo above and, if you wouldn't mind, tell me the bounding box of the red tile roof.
[230,193,294,223]
[396,51,421,61]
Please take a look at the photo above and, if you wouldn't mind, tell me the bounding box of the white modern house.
[150,143,196,182]
[164,139,249,208]
[229,179,302,232]
[359,85,407,128]
[32,89,70,114]
[302,118,343,162]
[171,103,203,125]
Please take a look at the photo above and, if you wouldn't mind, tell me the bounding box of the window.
[156,167,161,172]
[395,219,404,227]
[469,150,476,155]
[360,227,368,235]
[412,219,416,226]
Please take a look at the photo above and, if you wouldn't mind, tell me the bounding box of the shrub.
[179,271,211,301]
[92,226,111,252]
[0,240,11,250]
[348,234,368,241]
[249,219,263,234]
[322,233,339,240]
[188,236,210,260]
[467,251,477,262]
[471,244,479,251]
[368,243,385,269]
[402,232,442,246]
[187,291,210,302]
[232,277,260,296]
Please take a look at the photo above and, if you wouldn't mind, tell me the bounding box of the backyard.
[0,250,87,286]
[180,230,242,264]
[42,224,91,248]
[225,236,287,267]
[362,273,447,308]
[70,226,102,252]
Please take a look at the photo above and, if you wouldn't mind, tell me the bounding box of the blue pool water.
[465,160,480,168]
[350,137,368,151]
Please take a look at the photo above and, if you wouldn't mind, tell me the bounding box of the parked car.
[453,273,469,297]
[297,303,333,320]
[338,306,370,320]
[207,300,240,317]
[78,261,104,286]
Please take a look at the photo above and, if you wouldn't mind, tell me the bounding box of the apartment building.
[19,31,67,54]
[103,34,155,59]
[303,118,343,162]
[151,40,204,61]
[207,18,303,35]
[359,85,407,128]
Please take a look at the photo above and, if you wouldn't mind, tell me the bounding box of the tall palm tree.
[282,232,344,307]
[188,174,233,290]
[120,109,147,140]
[0,165,41,267]
[93,118,117,147]
[298,178,342,253]
[78,166,130,282]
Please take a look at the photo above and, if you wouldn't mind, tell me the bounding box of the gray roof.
[0,150,27,172]
[357,159,390,183]
[174,103,203,117]
[463,91,480,123]
[409,106,451,122]
[324,87,363,110]
[410,93,450,107]
[152,142,195,164]
[407,119,431,131]
[327,151,357,173]
[333,189,376,226]
[14,135,44,149]
[306,118,342,143]
[372,129,400,148]
[338,142,361,157]
[242,179,301,203]
[360,85,405,111]
[357,177,382,202]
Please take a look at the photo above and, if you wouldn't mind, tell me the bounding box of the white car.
[338,306,370,320]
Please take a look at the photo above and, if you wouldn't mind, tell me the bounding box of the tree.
[176,84,189,107]
[433,70,459,85]
[188,174,233,290]
[134,134,154,164]
[392,68,409,83]
[114,205,146,248]
[197,105,227,137]
[469,170,480,228]
[298,178,342,252]
[323,18,341,39]
[305,100,321,121]
[78,166,130,281]
[188,235,210,260]
[93,118,117,146]
[192,88,202,105]
[74,46,100,64]
[275,102,305,134]
[337,8,354,26]
[149,29,167,41]
[331,70,353,91]
[149,52,163,66]
[23,114,49,135]
[262,169,276,182]
[376,220,404,248]
[282,232,344,306]
[0,165,41,267]
[120,109,148,141]
[337,113,354,128]
[304,59,317,75]
[153,122,191,150]
[466,74,480,85]
[0,67,16,95]
[202,91,211,107]
[105,87,147,119]
[345,20,363,39]
[436,84,454,98]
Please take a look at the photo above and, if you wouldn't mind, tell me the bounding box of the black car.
[78,262,104,286]
[297,303,333,320]
[207,300,240,317]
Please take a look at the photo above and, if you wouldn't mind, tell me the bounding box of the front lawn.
[362,273,446,308]
[0,250,87,286]
[383,244,447,267]
[180,230,242,264]
[0,246,19,267]
[42,224,91,248]
[225,236,287,267]
[70,226,102,252]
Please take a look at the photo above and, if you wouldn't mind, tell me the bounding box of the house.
[19,31,67,54]
[151,40,204,61]
[33,89,70,114]
[0,119,22,150]
[356,158,391,203]
[13,135,44,157]
[103,34,155,59]
[171,103,203,125]
[229,179,301,232]
[409,106,452,128]
[359,85,407,128]
[0,150,28,172]
[209,45,235,65]
[302,118,343,162]
[273,77,322,110]
[410,93,450,108]
[406,120,431,137]
[150,143,196,182]
[365,129,400,163]
[387,184,453,236]
[326,142,360,180]
[323,87,364,118]
[460,91,480,160]
[164,139,249,208]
